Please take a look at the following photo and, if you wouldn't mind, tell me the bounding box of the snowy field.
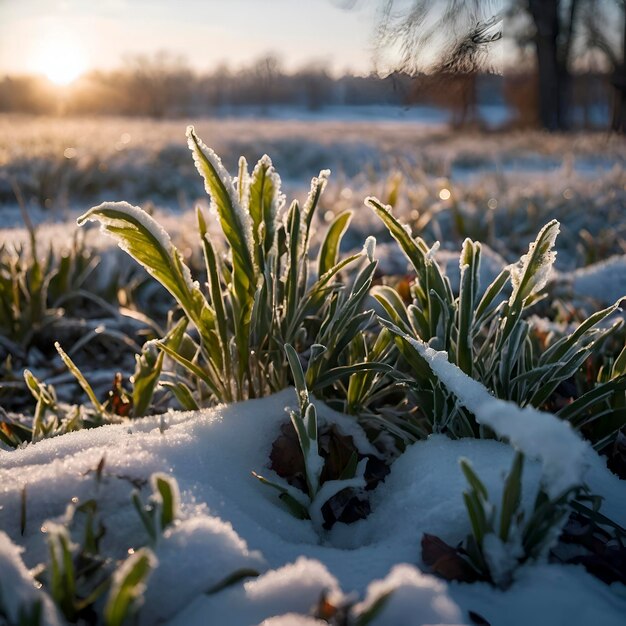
[0,115,625,625]
[1,114,624,266]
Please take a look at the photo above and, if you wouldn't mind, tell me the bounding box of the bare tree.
[522,0,581,130]
[362,0,621,131]
[121,51,194,118]
[374,0,503,75]
[368,1,503,126]
[581,0,626,132]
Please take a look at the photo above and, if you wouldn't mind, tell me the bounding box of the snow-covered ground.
[1,388,625,625]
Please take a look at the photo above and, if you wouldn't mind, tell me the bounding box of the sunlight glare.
[34,35,86,85]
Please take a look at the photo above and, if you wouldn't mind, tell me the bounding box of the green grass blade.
[457,239,479,375]
[152,473,179,530]
[285,343,308,410]
[318,211,352,277]
[311,362,395,391]
[197,208,231,382]
[132,343,164,418]
[249,155,283,262]
[55,342,106,415]
[365,196,425,277]
[499,451,524,541]
[302,169,330,245]
[155,340,224,400]
[104,548,156,626]
[159,381,200,411]
[187,126,256,301]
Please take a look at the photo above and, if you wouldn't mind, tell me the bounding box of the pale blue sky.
[0,0,382,78]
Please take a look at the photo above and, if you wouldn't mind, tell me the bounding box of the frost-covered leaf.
[77,202,202,320]
[509,219,559,307]
[249,154,284,262]
[187,126,256,301]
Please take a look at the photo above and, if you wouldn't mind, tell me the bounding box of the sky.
[0,0,382,80]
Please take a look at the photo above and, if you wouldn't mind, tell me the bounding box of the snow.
[142,517,265,625]
[1,117,626,624]
[481,532,523,588]
[171,558,341,626]
[409,338,589,498]
[0,531,63,626]
[569,256,626,306]
[1,390,625,625]
[351,564,463,626]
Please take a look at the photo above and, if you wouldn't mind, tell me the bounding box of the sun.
[34,35,87,85]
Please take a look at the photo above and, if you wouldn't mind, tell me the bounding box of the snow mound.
[142,516,266,625]
[352,564,462,625]
[170,558,340,626]
[569,255,626,305]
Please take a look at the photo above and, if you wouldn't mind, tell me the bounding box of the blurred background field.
[1,114,624,270]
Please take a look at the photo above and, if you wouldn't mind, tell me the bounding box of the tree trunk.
[528,0,568,130]
[610,9,626,134]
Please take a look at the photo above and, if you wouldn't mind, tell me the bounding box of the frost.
[303,169,331,218]
[236,155,250,212]
[363,236,376,262]
[509,220,559,305]
[78,201,171,255]
[426,240,440,262]
[186,126,255,260]
[365,195,392,213]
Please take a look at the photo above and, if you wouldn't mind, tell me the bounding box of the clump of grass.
[367,197,626,446]
[253,344,369,531]
[0,202,163,426]
[422,451,578,589]
[78,127,385,406]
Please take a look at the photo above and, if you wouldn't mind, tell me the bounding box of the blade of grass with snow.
[77,202,205,323]
[187,126,255,302]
